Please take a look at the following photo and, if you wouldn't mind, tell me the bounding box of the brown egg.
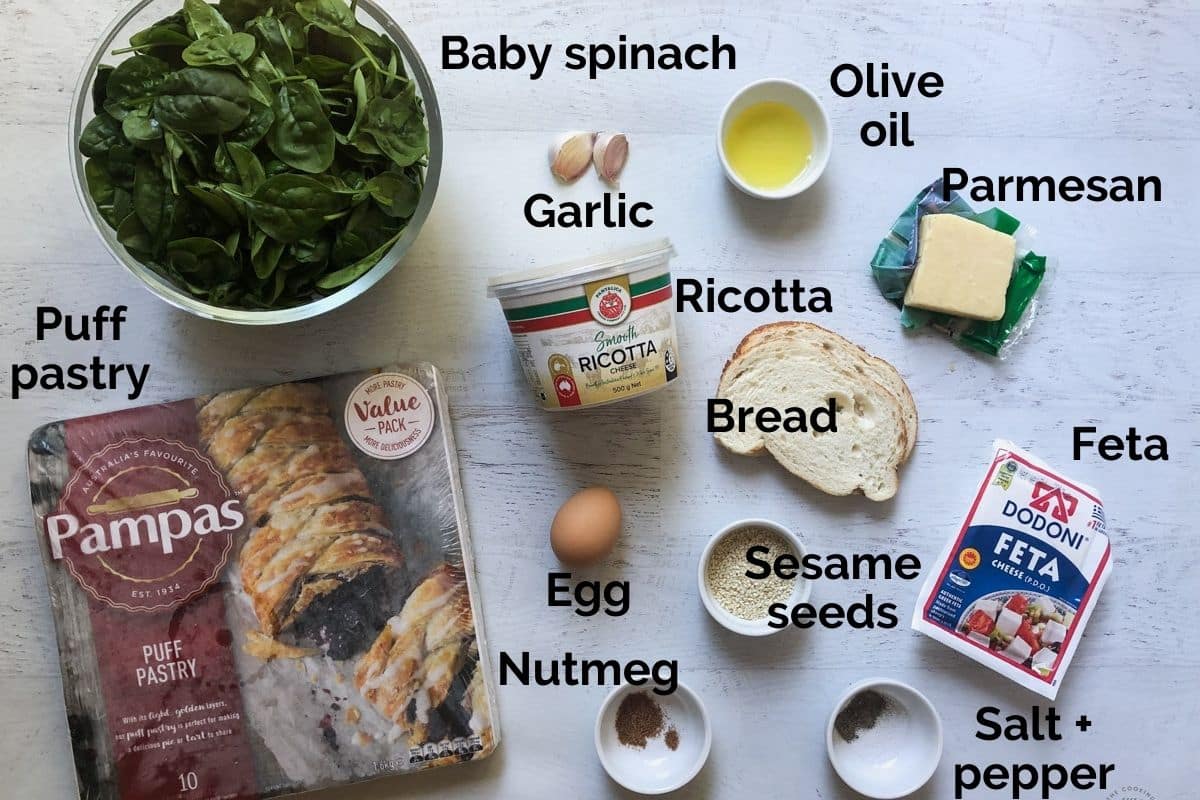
[550,487,622,566]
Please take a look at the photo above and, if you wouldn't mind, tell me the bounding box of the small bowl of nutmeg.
[595,681,711,794]
[697,518,812,636]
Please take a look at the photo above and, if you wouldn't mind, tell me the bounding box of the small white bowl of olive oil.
[718,79,831,199]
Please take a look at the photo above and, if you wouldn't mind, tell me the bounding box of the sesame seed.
[704,527,797,620]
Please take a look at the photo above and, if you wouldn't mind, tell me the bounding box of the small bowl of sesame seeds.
[697,518,812,636]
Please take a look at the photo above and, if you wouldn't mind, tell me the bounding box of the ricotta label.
[500,269,679,410]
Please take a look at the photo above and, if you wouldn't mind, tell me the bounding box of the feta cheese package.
[27,364,499,800]
[912,440,1112,699]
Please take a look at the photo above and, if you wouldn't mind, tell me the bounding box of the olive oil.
[723,101,814,190]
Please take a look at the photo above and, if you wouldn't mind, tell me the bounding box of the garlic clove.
[592,132,629,184]
[550,131,596,183]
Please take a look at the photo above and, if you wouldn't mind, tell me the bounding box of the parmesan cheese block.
[904,214,1017,321]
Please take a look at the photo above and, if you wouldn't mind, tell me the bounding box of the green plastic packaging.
[871,179,1047,356]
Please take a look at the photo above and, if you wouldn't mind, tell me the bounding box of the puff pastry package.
[27,363,499,800]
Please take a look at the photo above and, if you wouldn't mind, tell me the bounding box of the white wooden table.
[1,1,1197,797]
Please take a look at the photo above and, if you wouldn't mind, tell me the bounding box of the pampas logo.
[46,438,241,613]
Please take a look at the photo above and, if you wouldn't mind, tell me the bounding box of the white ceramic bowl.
[697,518,812,636]
[717,78,831,199]
[595,682,711,795]
[826,678,943,799]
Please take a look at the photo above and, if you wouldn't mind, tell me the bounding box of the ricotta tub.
[488,240,681,410]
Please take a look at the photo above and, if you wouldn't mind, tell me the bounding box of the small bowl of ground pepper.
[698,518,812,636]
[826,678,943,799]
[595,682,711,794]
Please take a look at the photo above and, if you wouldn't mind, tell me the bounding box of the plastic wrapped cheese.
[871,179,1048,357]
[912,440,1112,699]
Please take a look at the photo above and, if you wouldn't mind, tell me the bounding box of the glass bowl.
[69,0,442,325]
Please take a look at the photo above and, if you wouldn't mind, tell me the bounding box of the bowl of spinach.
[71,0,441,324]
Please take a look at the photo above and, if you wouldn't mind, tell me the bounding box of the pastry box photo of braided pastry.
[28,363,498,800]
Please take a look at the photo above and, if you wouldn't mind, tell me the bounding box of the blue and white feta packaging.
[913,440,1112,699]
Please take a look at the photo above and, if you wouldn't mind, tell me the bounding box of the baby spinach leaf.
[262,157,290,177]
[280,13,308,53]
[346,67,369,141]
[165,130,209,175]
[360,88,426,166]
[246,16,295,72]
[315,229,401,289]
[80,113,126,158]
[84,159,117,220]
[292,236,330,265]
[182,32,257,67]
[294,0,357,38]
[112,186,134,227]
[223,228,241,257]
[366,169,420,218]
[295,0,386,72]
[213,140,240,183]
[106,144,139,187]
[133,158,176,251]
[226,141,266,191]
[218,0,272,26]
[306,26,360,65]
[103,55,171,120]
[252,237,286,278]
[332,228,368,266]
[117,213,156,256]
[267,80,335,173]
[168,236,238,285]
[298,54,351,84]
[228,99,275,147]
[225,173,346,242]
[382,46,402,94]
[186,185,242,226]
[183,0,233,39]
[155,68,251,134]
[93,65,114,113]
[124,14,193,53]
[122,107,164,147]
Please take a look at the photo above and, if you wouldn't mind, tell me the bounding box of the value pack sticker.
[912,440,1112,699]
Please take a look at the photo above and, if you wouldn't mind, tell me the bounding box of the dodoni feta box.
[912,440,1112,699]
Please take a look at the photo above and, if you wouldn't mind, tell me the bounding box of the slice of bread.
[715,322,917,501]
[780,323,918,459]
